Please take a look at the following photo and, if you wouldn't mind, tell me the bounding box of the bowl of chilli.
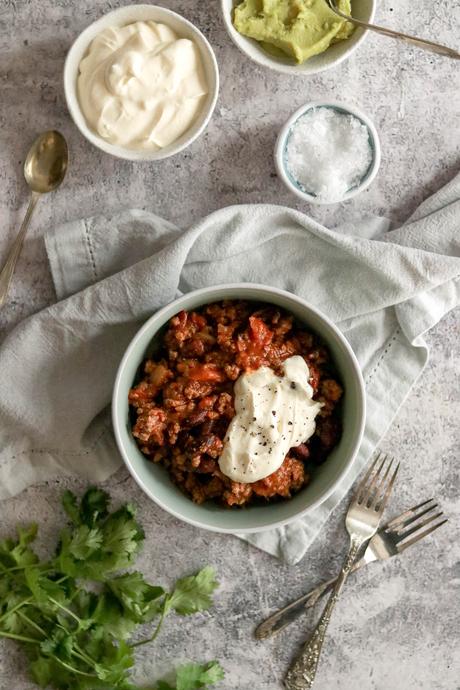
[112,284,365,533]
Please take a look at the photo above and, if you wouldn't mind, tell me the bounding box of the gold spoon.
[326,0,460,60]
[0,130,69,308]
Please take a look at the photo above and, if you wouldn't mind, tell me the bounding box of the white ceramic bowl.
[274,100,381,204]
[220,0,375,76]
[112,284,366,534]
[64,5,219,161]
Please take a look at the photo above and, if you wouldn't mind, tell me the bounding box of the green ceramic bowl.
[112,284,365,533]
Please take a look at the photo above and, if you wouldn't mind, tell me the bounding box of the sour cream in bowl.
[64,5,219,161]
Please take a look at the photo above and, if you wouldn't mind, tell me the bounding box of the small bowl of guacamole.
[220,0,375,75]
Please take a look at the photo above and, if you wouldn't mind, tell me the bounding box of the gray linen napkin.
[0,174,459,564]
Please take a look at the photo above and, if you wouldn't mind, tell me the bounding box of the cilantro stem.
[131,597,168,648]
[68,586,82,603]
[73,641,99,667]
[17,611,47,638]
[0,629,40,644]
[0,563,50,573]
[50,654,97,678]
[0,598,32,625]
[72,647,97,668]
[48,597,81,624]
[54,575,69,585]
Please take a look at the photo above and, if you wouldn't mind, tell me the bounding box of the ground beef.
[129,300,343,507]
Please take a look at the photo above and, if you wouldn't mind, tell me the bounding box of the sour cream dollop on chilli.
[218,356,322,483]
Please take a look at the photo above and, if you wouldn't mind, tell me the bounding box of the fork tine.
[355,453,381,503]
[387,502,440,534]
[368,457,394,509]
[384,498,436,530]
[394,511,444,542]
[375,461,400,513]
[396,518,448,553]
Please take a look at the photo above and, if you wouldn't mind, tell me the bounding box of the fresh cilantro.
[107,572,164,622]
[0,523,38,569]
[156,662,225,690]
[166,566,219,615]
[57,500,144,580]
[61,490,82,525]
[62,487,110,528]
[0,488,223,690]
[80,487,110,527]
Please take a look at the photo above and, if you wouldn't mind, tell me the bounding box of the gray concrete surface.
[0,1,459,688]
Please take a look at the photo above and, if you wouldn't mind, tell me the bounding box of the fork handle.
[284,536,362,690]
[255,554,368,639]
[255,578,336,640]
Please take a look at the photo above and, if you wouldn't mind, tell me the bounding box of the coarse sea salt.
[285,107,373,203]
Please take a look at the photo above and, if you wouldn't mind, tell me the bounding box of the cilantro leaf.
[80,488,110,527]
[62,488,111,529]
[40,629,74,660]
[25,567,59,604]
[57,503,144,580]
[100,505,144,564]
[0,523,38,569]
[166,567,218,616]
[0,591,29,634]
[107,572,164,623]
[94,639,134,684]
[155,662,224,690]
[67,525,104,561]
[30,653,89,690]
[176,662,225,690]
[30,655,54,687]
[91,594,139,640]
[62,491,82,526]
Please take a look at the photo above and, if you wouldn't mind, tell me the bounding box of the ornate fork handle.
[284,536,362,690]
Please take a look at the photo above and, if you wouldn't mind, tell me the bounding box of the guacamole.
[233,0,354,64]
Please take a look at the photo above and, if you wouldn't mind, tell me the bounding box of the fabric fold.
[1,173,459,564]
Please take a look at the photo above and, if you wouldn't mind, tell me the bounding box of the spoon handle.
[332,7,460,59]
[0,192,40,308]
[359,20,459,59]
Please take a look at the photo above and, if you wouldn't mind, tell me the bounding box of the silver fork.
[285,452,399,690]
[326,0,460,60]
[256,498,447,639]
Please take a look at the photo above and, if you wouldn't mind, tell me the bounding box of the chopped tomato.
[187,363,226,382]
[172,310,188,328]
[248,316,273,348]
[190,312,207,329]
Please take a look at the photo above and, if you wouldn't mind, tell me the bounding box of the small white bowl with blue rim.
[274,100,381,204]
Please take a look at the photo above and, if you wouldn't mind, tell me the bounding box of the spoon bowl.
[24,130,69,194]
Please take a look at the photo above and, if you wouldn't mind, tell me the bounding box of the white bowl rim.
[220,0,376,76]
[274,100,382,205]
[63,4,219,161]
[112,283,366,534]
